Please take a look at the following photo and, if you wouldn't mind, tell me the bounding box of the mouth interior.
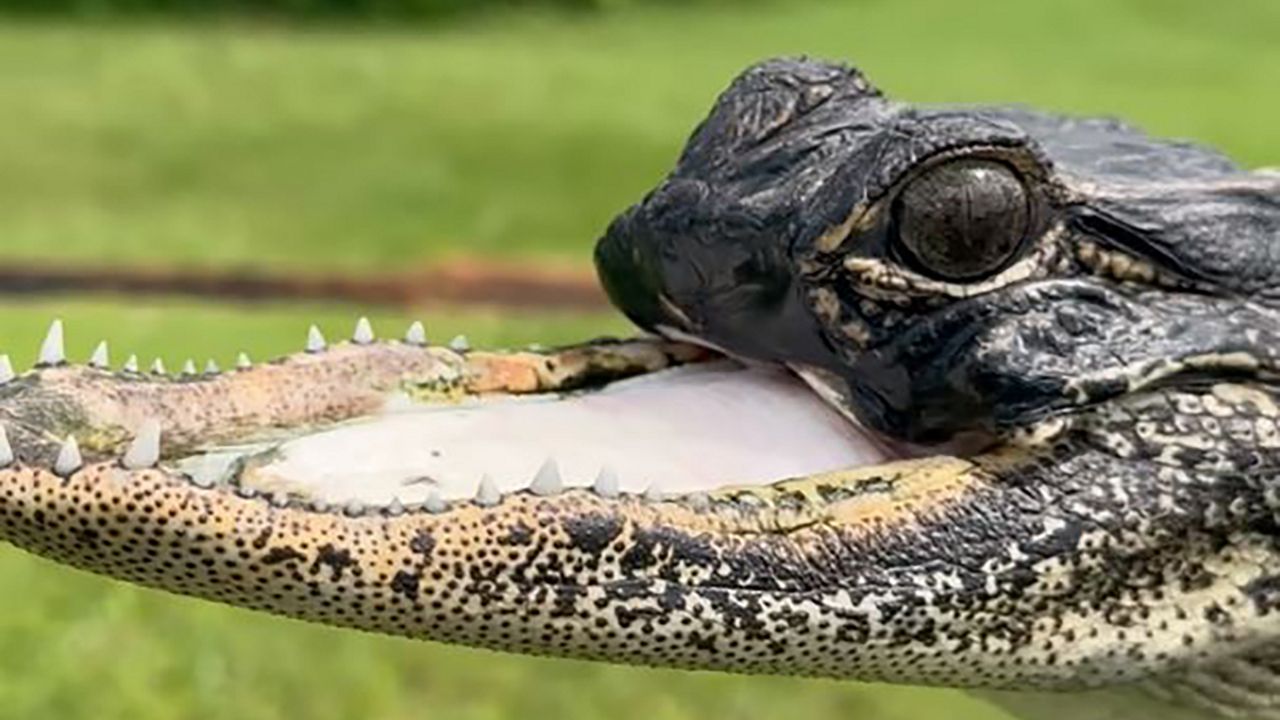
[177,361,892,506]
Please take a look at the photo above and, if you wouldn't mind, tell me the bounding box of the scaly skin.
[7,335,1280,720]
[3,57,1280,720]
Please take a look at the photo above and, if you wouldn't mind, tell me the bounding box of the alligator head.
[3,57,1280,719]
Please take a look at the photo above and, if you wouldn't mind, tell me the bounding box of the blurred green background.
[0,0,1275,718]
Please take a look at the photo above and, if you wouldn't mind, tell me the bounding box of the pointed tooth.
[204,359,220,375]
[424,489,447,514]
[306,325,327,353]
[53,435,82,477]
[474,474,500,507]
[123,354,139,374]
[643,484,665,503]
[181,359,197,376]
[150,358,167,375]
[448,334,471,352]
[404,321,427,346]
[0,425,12,467]
[236,352,252,370]
[37,319,65,367]
[122,419,161,470]
[529,458,564,496]
[352,317,375,345]
[386,497,406,516]
[88,341,110,369]
[343,499,365,517]
[592,466,620,498]
[0,355,13,385]
[687,492,712,510]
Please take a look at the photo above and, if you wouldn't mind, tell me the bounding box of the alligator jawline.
[7,319,1015,689]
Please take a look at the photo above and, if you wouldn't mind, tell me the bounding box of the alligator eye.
[891,159,1030,280]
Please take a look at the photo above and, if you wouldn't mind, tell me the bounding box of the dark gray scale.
[980,106,1242,182]
[979,106,1280,299]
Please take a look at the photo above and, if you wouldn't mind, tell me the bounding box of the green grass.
[0,0,1276,272]
[0,299,1004,720]
[0,298,630,369]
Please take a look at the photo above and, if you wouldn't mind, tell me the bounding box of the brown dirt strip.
[0,259,610,311]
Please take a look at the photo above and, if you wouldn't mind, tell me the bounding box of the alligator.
[2,57,1280,719]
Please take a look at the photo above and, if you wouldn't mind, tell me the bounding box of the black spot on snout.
[390,570,421,600]
[262,546,306,565]
[311,544,355,581]
[500,521,535,546]
[410,530,436,560]
[563,514,624,555]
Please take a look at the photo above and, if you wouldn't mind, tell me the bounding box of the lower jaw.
[177,356,896,507]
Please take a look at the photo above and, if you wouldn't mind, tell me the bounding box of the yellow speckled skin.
[6,348,1280,709]
[0,432,1008,679]
[0,337,1059,685]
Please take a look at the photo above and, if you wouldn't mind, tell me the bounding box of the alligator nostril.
[594,211,667,332]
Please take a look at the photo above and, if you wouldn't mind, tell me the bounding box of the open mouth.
[139,333,897,510]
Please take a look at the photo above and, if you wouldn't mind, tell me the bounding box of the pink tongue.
[234,361,893,505]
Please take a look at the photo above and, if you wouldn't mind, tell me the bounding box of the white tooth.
[529,458,564,496]
[686,492,712,511]
[424,489,447,514]
[0,425,12,467]
[54,435,82,477]
[150,358,167,375]
[181,359,197,376]
[386,497,405,516]
[122,419,161,470]
[592,466,620,498]
[353,317,375,345]
[404,321,427,346]
[306,325,327,353]
[123,354,139,374]
[236,352,252,370]
[474,474,500,507]
[0,355,13,385]
[448,335,470,352]
[205,359,220,375]
[643,484,665,502]
[37,319,65,366]
[89,341,110,369]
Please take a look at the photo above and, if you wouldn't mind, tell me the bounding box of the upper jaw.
[0,318,894,512]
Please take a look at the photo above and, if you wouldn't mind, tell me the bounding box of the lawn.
[0,1,1275,718]
[0,0,1276,271]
